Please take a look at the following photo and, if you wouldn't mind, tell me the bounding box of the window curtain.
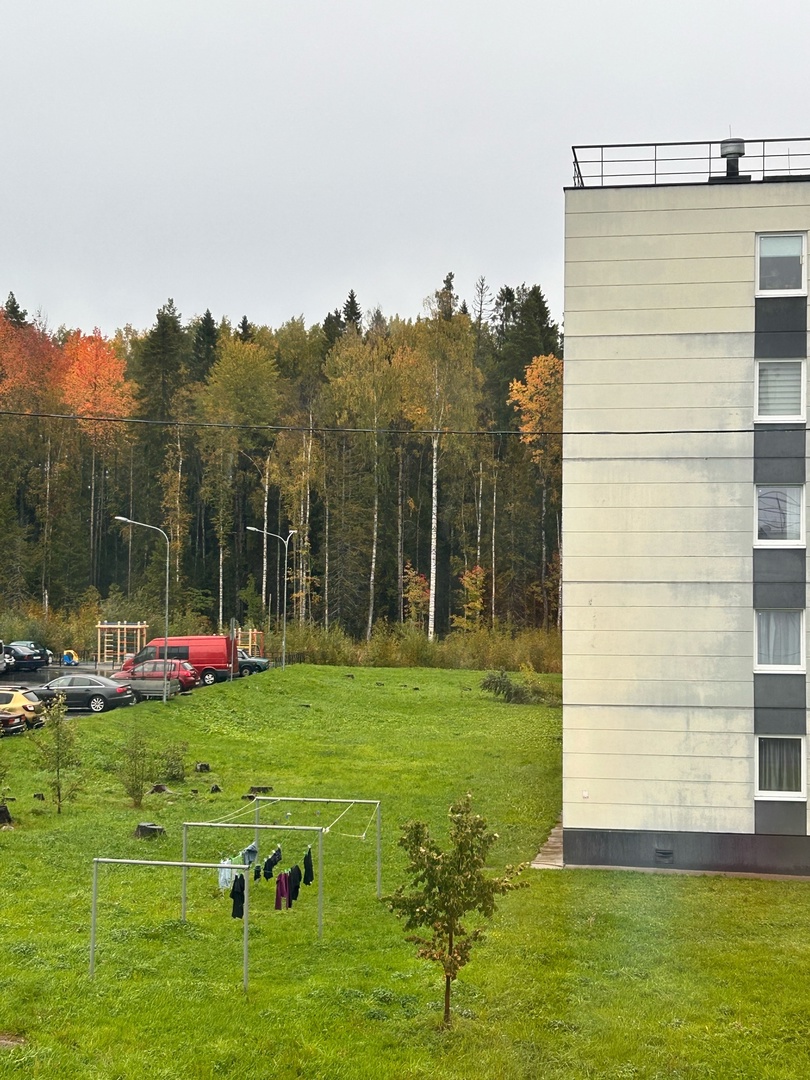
[756,610,802,666]
[759,737,802,793]
[757,485,802,541]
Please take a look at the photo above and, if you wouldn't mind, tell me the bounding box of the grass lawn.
[1,665,809,1078]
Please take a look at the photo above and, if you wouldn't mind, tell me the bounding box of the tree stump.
[133,822,165,839]
[210,784,221,793]
[195,762,210,772]
[0,805,12,825]
[33,793,45,801]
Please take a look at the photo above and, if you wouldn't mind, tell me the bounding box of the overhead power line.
[0,407,779,439]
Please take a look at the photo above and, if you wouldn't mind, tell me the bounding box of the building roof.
[571,138,810,189]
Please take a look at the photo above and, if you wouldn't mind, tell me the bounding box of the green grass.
[1,666,809,1078]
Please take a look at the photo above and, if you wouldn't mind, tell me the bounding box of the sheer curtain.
[756,610,802,667]
[759,737,802,793]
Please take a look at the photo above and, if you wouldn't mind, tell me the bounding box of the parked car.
[0,686,45,728]
[0,710,26,736]
[111,659,196,700]
[237,649,270,676]
[3,644,48,672]
[8,641,54,664]
[120,635,238,686]
[35,674,135,713]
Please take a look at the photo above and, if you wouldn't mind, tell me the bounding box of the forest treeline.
[0,275,562,655]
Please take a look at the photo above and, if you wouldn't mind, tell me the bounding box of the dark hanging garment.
[289,864,302,904]
[230,873,245,919]
[254,864,262,882]
[263,847,282,881]
[275,871,290,910]
[303,848,314,886]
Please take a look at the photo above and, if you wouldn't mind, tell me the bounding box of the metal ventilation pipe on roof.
[720,138,745,177]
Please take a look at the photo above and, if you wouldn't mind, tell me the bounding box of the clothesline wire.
[209,801,260,824]
[325,802,356,831]
[335,803,379,841]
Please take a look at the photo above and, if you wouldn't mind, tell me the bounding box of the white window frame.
[754,483,806,548]
[755,735,807,800]
[754,358,806,423]
[756,232,807,296]
[754,609,805,673]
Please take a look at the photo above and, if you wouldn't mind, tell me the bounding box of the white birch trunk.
[366,444,379,641]
[490,465,497,625]
[428,432,439,642]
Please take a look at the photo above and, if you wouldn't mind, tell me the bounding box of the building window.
[756,736,806,799]
[756,233,806,295]
[755,359,804,421]
[755,485,805,546]
[755,609,804,671]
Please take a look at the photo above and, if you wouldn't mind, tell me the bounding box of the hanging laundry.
[275,871,290,910]
[230,873,245,918]
[240,841,259,866]
[289,864,302,904]
[218,858,235,890]
[254,864,262,882]
[303,847,314,886]
[263,846,282,880]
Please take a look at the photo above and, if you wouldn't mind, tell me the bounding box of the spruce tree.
[342,289,362,330]
[3,291,28,327]
[189,308,219,382]
[322,308,346,349]
[237,315,253,342]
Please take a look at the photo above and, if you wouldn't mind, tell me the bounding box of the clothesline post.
[242,862,250,992]
[318,827,324,937]
[376,802,382,898]
[181,825,188,920]
[89,859,99,976]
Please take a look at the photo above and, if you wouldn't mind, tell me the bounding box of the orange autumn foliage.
[0,311,67,411]
[508,353,563,499]
[61,329,136,446]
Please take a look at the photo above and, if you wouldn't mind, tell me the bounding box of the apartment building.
[562,138,810,874]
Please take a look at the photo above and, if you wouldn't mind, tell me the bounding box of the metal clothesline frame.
[251,796,382,897]
[181,821,325,936]
[89,857,253,990]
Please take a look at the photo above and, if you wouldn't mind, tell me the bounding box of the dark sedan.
[35,674,135,713]
[237,649,270,676]
[4,644,48,671]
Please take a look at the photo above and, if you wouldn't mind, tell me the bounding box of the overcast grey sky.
[3,1,809,337]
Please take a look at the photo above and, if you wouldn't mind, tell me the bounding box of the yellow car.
[0,686,45,728]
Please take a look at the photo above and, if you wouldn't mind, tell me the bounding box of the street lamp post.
[115,516,170,703]
[246,526,296,668]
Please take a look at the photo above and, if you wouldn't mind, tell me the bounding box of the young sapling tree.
[28,696,82,813]
[386,793,525,1024]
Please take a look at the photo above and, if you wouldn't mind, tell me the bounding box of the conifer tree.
[189,308,219,382]
[322,308,346,349]
[3,291,28,327]
[342,289,362,330]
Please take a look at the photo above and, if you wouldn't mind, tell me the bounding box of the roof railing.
[571,138,810,187]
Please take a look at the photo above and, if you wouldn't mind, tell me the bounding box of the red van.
[121,636,237,686]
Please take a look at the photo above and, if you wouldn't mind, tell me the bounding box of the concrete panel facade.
[562,173,810,872]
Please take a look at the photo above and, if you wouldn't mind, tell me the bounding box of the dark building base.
[564,828,810,877]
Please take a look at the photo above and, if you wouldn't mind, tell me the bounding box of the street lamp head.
[246,526,260,534]
[114,515,132,524]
